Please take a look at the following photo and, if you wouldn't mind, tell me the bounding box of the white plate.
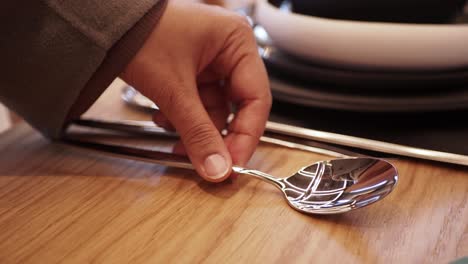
[255,0,468,71]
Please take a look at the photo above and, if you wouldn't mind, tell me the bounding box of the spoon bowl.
[234,157,397,214]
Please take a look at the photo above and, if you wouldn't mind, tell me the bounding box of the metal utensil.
[73,117,362,159]
[63,136,398,214]
[121,85,468,166]
[120,86,361,158]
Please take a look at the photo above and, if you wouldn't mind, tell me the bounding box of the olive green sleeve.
[0,0,167,138]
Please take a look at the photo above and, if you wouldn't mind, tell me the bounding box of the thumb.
[154,84,232,182]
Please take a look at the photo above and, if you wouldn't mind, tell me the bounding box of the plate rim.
[256,0,468,71]
[269,74,468,112]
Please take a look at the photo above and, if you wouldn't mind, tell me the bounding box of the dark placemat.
[269,99,468,156]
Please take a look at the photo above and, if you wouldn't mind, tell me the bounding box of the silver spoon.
[63,137,398,215]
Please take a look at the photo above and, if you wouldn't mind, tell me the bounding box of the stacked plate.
[254,0,468,112]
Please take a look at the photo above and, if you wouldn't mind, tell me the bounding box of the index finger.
[216,23,272,165]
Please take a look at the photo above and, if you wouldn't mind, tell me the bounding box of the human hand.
[121,2,272,182]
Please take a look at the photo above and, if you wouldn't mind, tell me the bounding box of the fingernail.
[204,154,229,180]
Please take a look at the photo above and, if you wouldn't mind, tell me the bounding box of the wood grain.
[1,1,468,262]
[0,79,467,264]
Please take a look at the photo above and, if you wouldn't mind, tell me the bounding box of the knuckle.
[233,18,254,37]
[182,122,218,149]
[224,13,254,38]
[152,80,187,111]
[231,13,253,29]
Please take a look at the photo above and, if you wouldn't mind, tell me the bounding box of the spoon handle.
[62,137,284,189]
[231,167,284,189]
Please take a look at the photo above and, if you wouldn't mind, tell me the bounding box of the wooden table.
[0,79,467,263]
[1,0,468,261]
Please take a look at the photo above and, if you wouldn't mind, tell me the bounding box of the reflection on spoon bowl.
[269,157,398,214]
